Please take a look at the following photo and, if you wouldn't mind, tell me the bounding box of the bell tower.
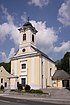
[18,19,38,54]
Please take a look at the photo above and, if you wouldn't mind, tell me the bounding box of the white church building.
[10,20,57,89]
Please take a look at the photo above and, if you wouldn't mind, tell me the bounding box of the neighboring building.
[0,66,11,89]
[52,70,70,87]
[10,21,57,89]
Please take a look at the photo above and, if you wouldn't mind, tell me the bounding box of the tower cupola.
[18,21,37,34]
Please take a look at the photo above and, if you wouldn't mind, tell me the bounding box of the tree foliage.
[0,62,11,73]
[56,52,70,73]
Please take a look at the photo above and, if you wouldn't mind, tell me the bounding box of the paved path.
[0,88,70,105]
[42,88,70,99]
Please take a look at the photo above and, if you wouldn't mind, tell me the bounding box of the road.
[0,96,65,105]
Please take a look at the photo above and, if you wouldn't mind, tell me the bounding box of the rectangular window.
[22,64,26,69]
[32,34,34,42]
[5,82,7,87]
[21,78,26,86]
[23,34,26,41]
[1,78,3,83]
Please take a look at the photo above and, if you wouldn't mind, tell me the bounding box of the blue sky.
[0,0,70,62]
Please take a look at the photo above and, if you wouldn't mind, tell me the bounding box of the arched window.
[23,34,26,41]
[32,34,34,42]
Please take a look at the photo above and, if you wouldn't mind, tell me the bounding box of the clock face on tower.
[22,48,26,52]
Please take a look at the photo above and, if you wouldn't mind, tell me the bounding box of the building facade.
[0,66,11,89]
[52,70,70,88]
[10,21,57,89]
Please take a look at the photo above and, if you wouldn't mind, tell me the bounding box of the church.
[10,20,57,89]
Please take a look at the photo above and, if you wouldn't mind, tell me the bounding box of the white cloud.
[54,41,70,53]
[1,52,7,62]
[0,5,20,62]
[58,0,70,26]
[0,48,15,63]
[0,5,20,44]
[8,48,15,59]
[28,0,49,7]
[1,5,14,24]
[30,20,58,53]
[0,23,20,44]
[21,12,28,23]
[31,20,70,55]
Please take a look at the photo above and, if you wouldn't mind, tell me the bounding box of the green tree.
[56,52,70,73]
[55,60,61,70]
[0,62,11,73]
[61,52,70,73]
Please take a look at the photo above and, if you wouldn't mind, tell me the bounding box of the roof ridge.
[31,46,55,63]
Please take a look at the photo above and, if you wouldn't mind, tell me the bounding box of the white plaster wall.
[10,78,17,89]
[40,57,42,88]
[47,60,56,87]
[42,57,46,88]
[31,57,35,89]
[14,60,17,75]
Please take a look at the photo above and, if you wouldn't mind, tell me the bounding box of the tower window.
[23,34,26,41]
[1,78,3,83]
[32,34,34,42]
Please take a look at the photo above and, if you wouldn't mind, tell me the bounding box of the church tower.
[18,20,38,54]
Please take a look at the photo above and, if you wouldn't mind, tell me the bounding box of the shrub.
[25,85,31,92]
[30,89,43,94]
